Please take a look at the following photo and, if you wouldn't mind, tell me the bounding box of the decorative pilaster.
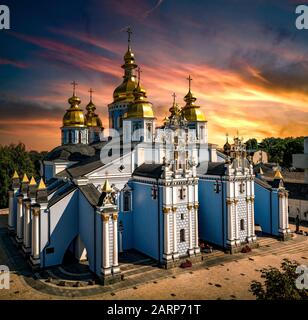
[101,214,111,275]
[15,196,24,244]
[187,205,194,255]
[226,199,235,247]
[163,207,172,261]
[8,190,14,232]
[172,207,179,260]
[112,213,120,274]
[30,205,40,266]
[22,200,31,254]
[193,203,200,254]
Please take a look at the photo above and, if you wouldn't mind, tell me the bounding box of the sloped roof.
[198,162,226,176]
[44,144,96,162]
[133,163,164,179]
[48,183,77,208]
[57,154,104,179]
[79,184,101,207]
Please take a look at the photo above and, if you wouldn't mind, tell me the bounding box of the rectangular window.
[240,219,245,231]
[180,229,185,242]
[179,187,186,200]
[123,192,131,212]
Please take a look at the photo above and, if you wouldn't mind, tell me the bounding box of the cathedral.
[7,30,291,284]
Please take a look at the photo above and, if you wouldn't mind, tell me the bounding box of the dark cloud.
[0,97,64,120]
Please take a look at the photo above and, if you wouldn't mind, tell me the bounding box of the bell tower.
[108,27,138,134]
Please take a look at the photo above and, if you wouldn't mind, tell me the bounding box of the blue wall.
[41,190,78,267]
[131,181,161,260]
[199,178,226,248]
[254,182,280,236]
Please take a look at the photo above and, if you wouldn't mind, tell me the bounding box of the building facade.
[7,30,290,284]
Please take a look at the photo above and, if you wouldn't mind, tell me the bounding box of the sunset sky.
[0,0,308,151]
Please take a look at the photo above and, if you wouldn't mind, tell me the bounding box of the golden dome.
[182,90,206,122]
[63,95,86,127]
[85,99,103,128]
[124,82,155,119]
[113,45,138,103]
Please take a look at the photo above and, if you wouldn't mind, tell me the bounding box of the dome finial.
[89,88,94,102]
[187,75,192,92]
[71,80,78,96]
[172,92,176,105]
[126,26,132,48]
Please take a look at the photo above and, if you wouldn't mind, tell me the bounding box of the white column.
[31,206,40,262]
[16,196,23,243]
[23,201,31,252]
[194,204,200,253]
[278,193,284,232]
[284,193,290,231]
[251,198,256,240]
[246,198,251,240]
[112,213,119,273]
[188,206,193,251]
[102,214,111,274]
[8,191,14,230]
[227,200,234,243]
[172,207,178,259]
[163,208,171,257]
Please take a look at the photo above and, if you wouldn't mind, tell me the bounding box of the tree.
[0,143,40,208]
[245,138,258,153]
[250,259,308,300]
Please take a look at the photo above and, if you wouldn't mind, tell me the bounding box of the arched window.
[180,229,185,242]
[78,131,82,143]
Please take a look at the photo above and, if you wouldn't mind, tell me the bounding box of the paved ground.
[0,212,307,300]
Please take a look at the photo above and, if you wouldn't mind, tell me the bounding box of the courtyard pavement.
[0,212,307,300]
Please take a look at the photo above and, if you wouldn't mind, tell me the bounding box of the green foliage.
[0,143,46,209]
[245,138,259,152]
[250,259,308,300]
[246,136,304,168]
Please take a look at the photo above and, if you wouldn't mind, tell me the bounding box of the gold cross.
[71,81,78,95]
[89,88,94,101]
[172,92,176,104]
[187,75,192,91]
[126,26,132,44]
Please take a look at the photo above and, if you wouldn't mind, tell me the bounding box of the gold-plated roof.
[124,81,155,119]
[12,170,19,179]
[85,96,103,128]
[29,176,37,186]
[22,173,29,183]
[274,169,283,180]
[63,94,86,128]
[37,178,46,190]
[182,76,206,122]
[113,30,138,103]
[102,179,112,193]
